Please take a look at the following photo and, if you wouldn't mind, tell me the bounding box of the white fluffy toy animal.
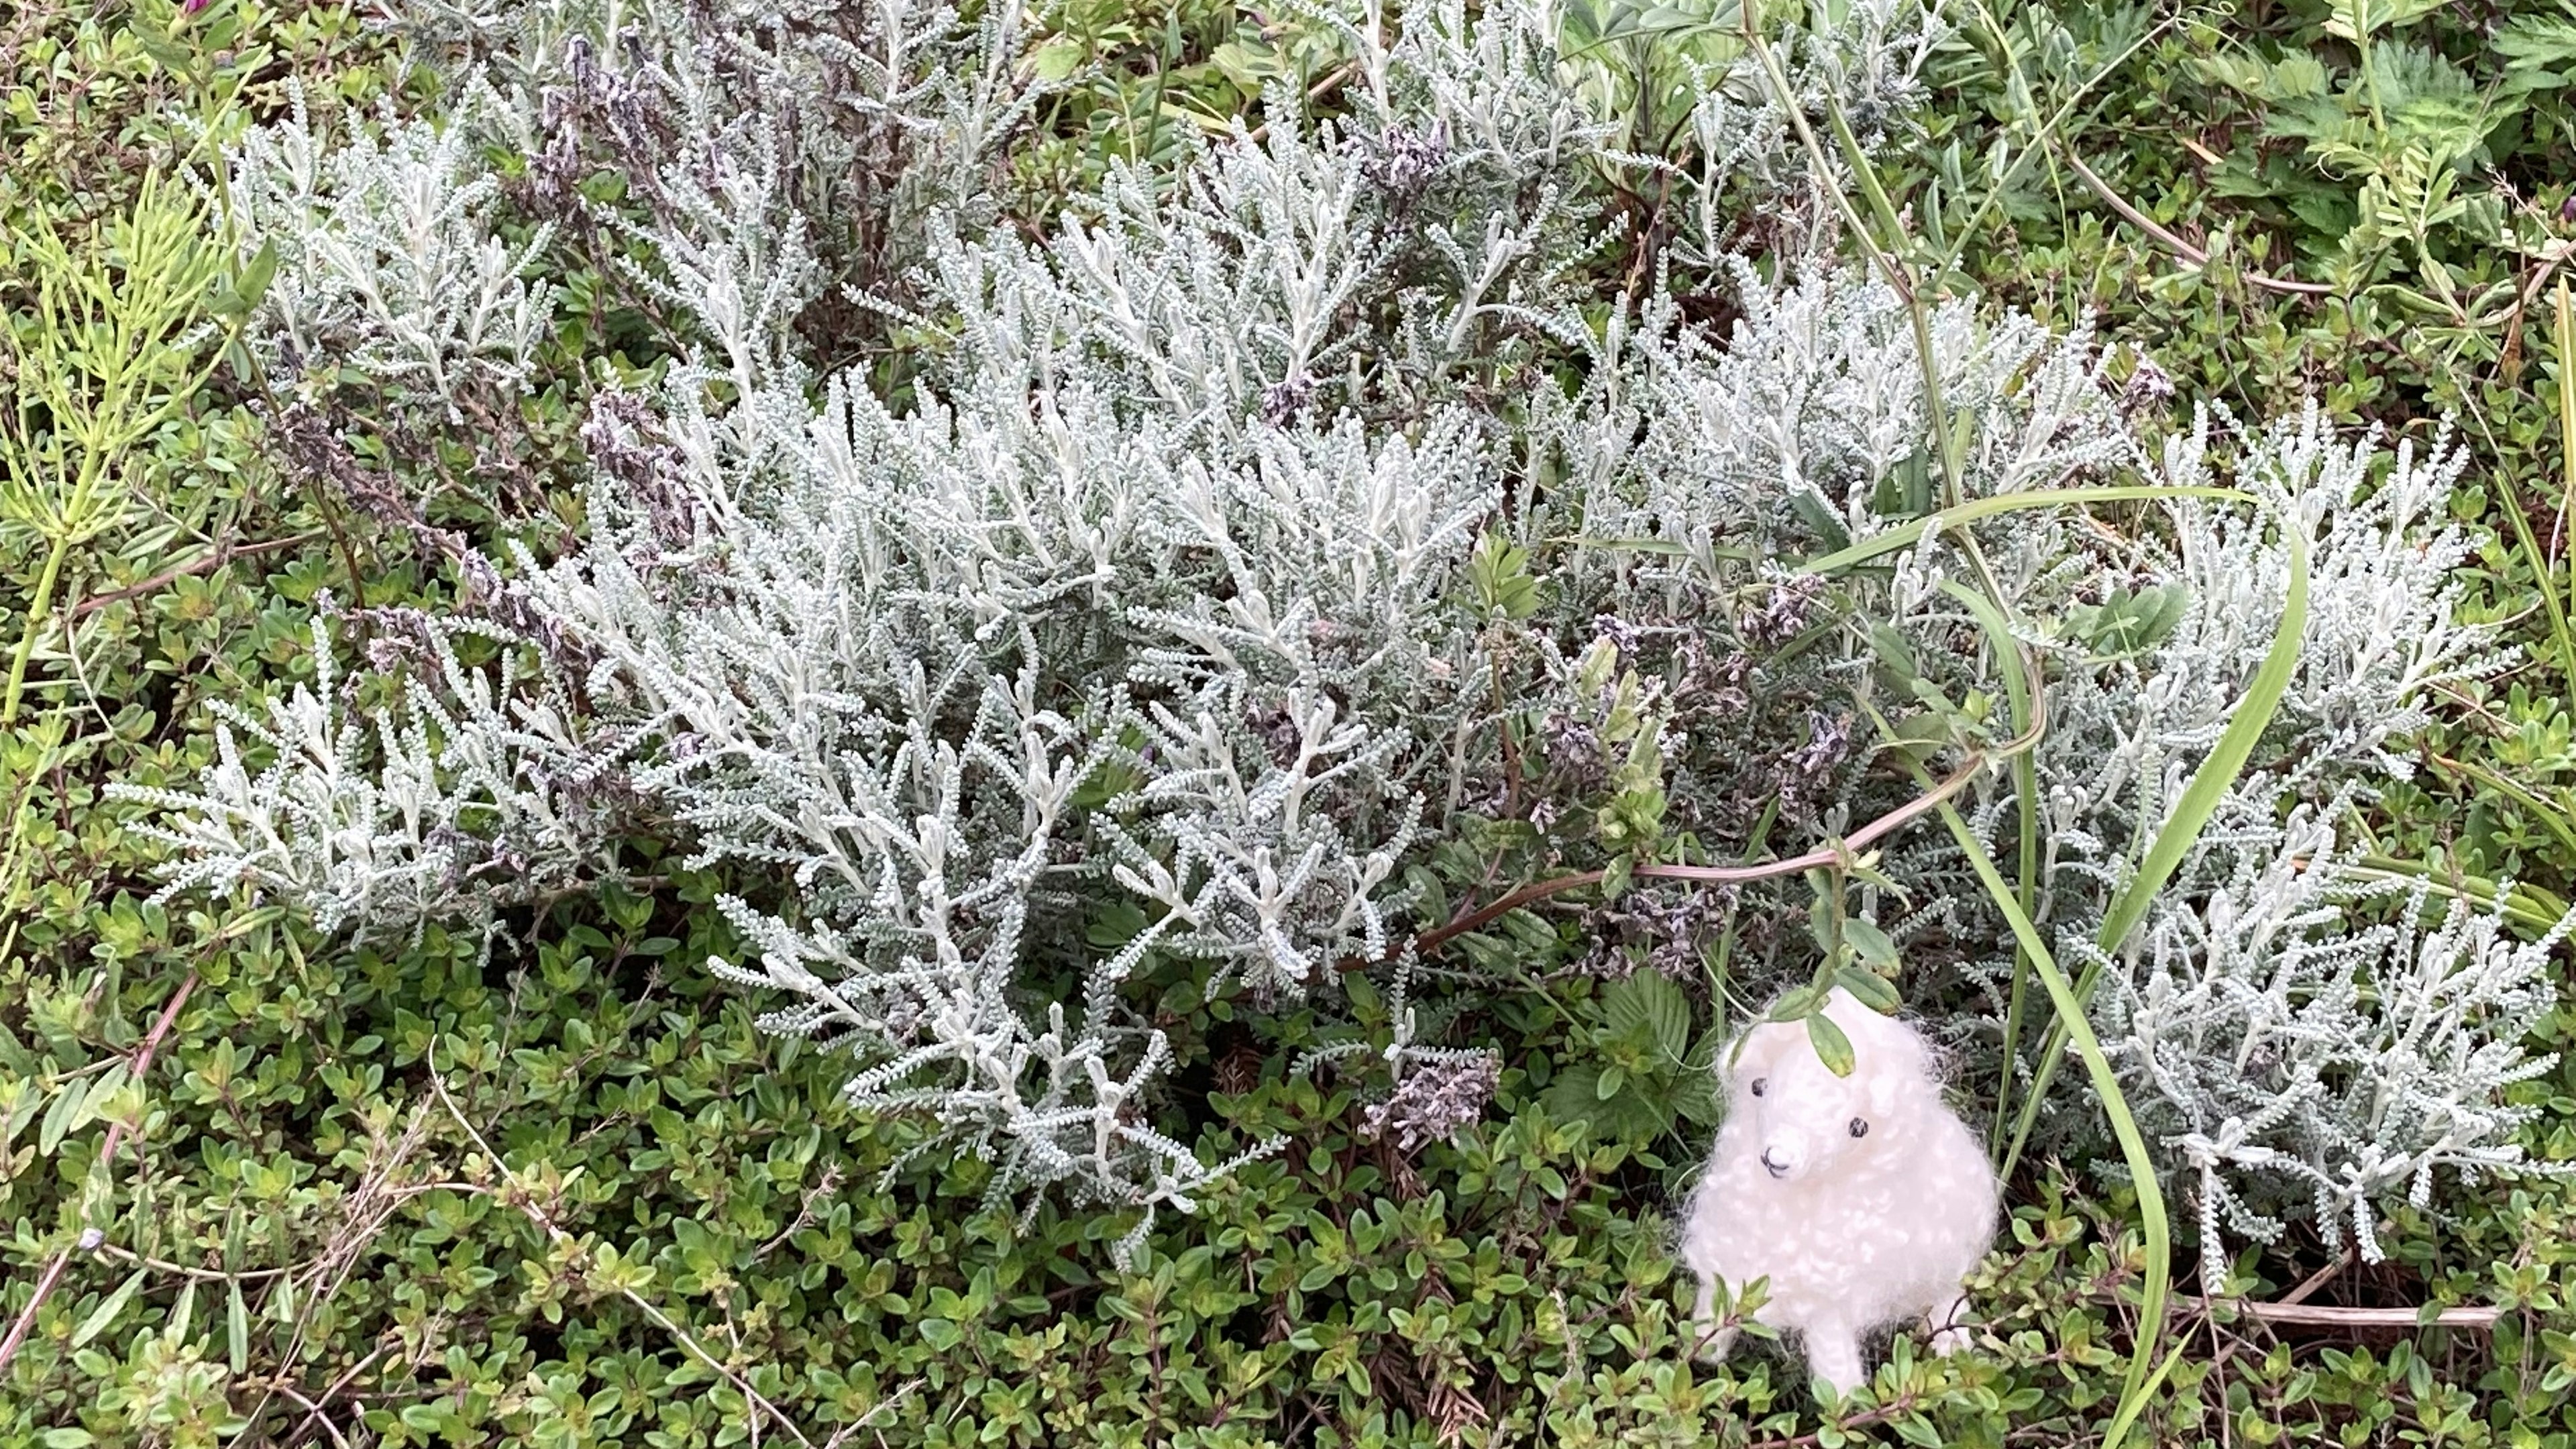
[1678,986,2000,1395]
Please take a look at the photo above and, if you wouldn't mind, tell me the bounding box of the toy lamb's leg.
[1928,1292,1971,1357]
[1801,1318,1866,1395]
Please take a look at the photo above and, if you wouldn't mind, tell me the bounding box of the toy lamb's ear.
[1863,1066,1910,1117]
[1856,1033,1933,1116]
[1723,1020,1792,1081]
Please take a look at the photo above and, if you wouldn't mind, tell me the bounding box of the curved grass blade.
[1800,486,2251,576]
[1933,800,2170,1449]
[2000,523,2310,1180]
[1939,580,2041,1157]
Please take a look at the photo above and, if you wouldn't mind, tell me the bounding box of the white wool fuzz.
[1678,987,2000,1395]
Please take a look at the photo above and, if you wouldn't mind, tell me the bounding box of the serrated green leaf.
[1604,971,1693,1065]
[1542,1066,1606,1128]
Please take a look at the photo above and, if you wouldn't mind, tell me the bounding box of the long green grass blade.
[2002,525,2310,1179]
[1933,801,2170,1449]
[1940,580,2042,1157]
[1801,486,2250,576]
[2557,277,2576,722]
[2347,855,2571,936]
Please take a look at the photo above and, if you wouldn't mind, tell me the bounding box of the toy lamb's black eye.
[1749,1078,1766,1097]
[1848,1118,1868,1138]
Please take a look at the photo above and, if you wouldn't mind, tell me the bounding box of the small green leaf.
[1788,490,1853,551]
[1466,531,1544,622]
[1768,985,1825,1022]
[229,238,278,315]
[1834,966,1902,1015]
[71,1269,147,1349]
[229,1279,250,1373]
[1028,36,1089,81]
[1807,1013,1856,1078]
[38,1075,88,1157]
[1601,852,1633,903]
[1595,1065,1626,1100]
[1843,918,1900,969]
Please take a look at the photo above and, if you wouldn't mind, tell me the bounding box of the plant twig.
[0,971,198,1374]
[2274,1246,2357,1308]
[268,1380,356,1449]
[72,532,324,617]
[1353,709,2045,974]
[276,1346,388,1449]
[1244,61,1358,145]
[424,1051,822,1449]
[2185,1295,2502,1330]
[2059,150,2333,297]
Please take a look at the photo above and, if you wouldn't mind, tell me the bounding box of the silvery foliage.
[111,614,612,941]
[2115,808,2567,1287]
[226,83,558,419]
[129,0,2565,1258]
[2027,413,2563,1275]
[1558,263,2565,1263]
[497,0,1656,1247]
[392,0,1036,354]
[1661,0,1949,264]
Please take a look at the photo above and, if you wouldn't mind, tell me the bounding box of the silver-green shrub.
[124,0,2567,1266]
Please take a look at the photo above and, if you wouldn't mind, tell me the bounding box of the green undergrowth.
[7,0,2576,1445]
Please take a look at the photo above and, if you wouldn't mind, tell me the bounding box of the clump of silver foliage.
[118,0,2567,1267]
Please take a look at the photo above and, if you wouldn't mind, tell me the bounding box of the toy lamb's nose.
[1761,1149,1792,1178]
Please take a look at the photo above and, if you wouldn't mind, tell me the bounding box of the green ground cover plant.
[6,0,2576,1446]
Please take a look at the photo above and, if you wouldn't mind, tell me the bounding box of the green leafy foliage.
[1540,972,1721,1143]
[10,0,2576,1443]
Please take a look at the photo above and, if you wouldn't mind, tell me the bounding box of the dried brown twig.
[423,1052,826,1449]
[2059,150,2334,298]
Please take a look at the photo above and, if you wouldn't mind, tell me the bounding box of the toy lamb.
[1678,985,2000,1395]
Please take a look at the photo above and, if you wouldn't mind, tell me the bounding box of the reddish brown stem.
[1349,739,2008,975]
[74,534,323,618]
[0,971,198,1375]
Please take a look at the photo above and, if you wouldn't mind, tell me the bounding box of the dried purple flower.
[1362,1051,1501,1154]
[1741,575,1827,647]
[1260,372,1318,428]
